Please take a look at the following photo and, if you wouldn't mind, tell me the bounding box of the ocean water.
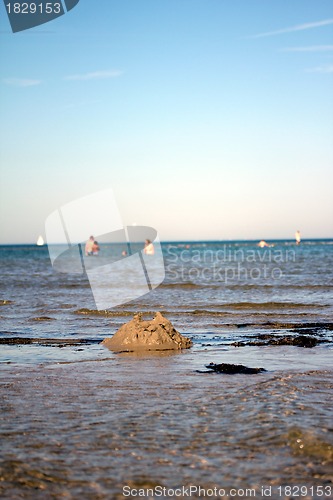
[0,240,332,499]
[1,240,332,362]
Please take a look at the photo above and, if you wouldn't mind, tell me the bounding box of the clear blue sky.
[1,0,332,243]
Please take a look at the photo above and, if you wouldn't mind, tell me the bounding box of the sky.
[0,0,333,243]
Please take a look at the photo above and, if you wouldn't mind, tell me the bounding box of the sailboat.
[36,235,44,246]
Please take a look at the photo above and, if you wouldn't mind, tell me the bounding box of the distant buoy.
[36,235,44,246]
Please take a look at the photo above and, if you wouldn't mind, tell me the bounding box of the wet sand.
[1,349,332,499]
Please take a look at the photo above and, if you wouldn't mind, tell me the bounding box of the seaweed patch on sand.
[198,362,266,375]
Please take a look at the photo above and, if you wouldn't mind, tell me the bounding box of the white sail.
[36,235,44,246]
[295,230,301,245]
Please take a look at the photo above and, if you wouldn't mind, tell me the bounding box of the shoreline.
[1,337,332,372]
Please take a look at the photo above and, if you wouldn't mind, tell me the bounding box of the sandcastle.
[102,312,192,352]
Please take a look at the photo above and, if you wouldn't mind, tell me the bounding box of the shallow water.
[1,359,332,499]
[0,240,332,498]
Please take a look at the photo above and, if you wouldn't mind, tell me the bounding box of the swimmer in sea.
[92,240,100,255]
[144,239,155,255]
[85,236,94,256]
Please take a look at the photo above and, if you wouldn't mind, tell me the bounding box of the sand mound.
[102,312,192,352]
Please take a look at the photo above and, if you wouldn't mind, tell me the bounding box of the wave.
[223,321,333,332]
[60,284,91,289]
[74,308,140,317]
[29,316,56,322]
[161,282,204,289]
[207,302,329,310]
[160,283,333,291]
[0,337,102,346]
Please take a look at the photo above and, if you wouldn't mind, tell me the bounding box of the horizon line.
[1,237,332,246]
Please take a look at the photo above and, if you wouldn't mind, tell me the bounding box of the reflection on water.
[115,349,184,359]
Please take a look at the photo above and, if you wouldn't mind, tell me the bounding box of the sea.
[0,240,332,499]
